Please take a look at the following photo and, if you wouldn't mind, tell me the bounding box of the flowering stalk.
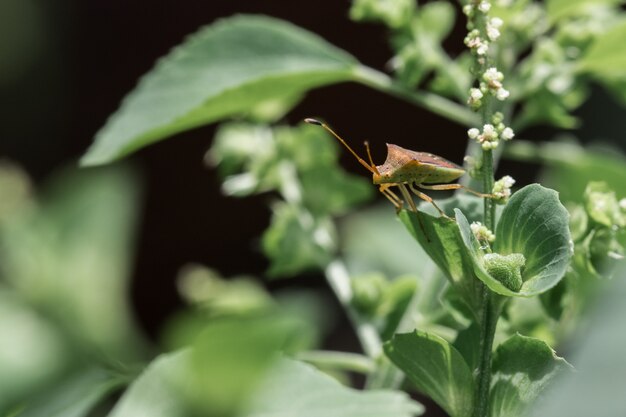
[463,1,517,416]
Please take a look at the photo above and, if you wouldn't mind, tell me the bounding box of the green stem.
[325,260,383,358]
[297,350,376,374]
[353,66,479,127]
[474,294,500,417]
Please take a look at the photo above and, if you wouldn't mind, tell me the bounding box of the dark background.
[1,0,624,361]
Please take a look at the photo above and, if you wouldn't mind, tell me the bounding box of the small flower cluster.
[467,112,514,150]
[493,175,516,203]
[482,67,510,101]
[471,221,496,243]
[464,29,489,57]
[467,68,510,109]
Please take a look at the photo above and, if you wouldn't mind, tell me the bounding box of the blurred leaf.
[341,204,434,277]
[529,264,626,417]
[567,203,588,242]
[0,166,145,360]
[175,264,272,314]
[81,15,360,165]
[515,90,581,130]
[578,18,626,78]
[244,358,423,417]
[0,291,70,414]
[262,201,336,278]
[210,122,371,215]
[384,330,474,417]
[415,2,456,42]
[18,369,124,417]
[349,0,416,29]
[504,140,626,202]
[583,181,625,227]
[107,351,189,417]
[457,184,572,297]
[0,160,33,223]
[546,0,622,22]
[490,334,572,417]
[114,314,309,417]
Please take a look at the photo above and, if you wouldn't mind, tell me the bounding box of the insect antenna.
[305,118,379,175]
[363,141,380,175]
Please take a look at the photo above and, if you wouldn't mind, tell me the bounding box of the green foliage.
[112,313,310,417]
[0,166,145,359]
[210,122,371,278]
[457,184,572,297]
[0,165,146,414]
[529,264,626,417]
[81,15,361,166]
[19,2,626,416]
[399,209,482,313]
[17,369,124,417]
[385,330,474,417]
[245,358,423,417]
[489,334,572,417]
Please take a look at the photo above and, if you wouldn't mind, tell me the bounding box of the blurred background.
[1,0,625,362]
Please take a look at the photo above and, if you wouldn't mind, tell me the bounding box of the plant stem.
[325,260,383,358]
[353,66,479,127]
[297,350,376,374]
[474,293,500,417]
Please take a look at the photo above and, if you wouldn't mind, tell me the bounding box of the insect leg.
[397,184,418,212]
[379,184,404,212]
[409,183,451,219]
[418,183,495,198]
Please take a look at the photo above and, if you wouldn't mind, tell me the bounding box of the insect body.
[304,118,492,217]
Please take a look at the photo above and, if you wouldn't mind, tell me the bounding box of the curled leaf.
[457,184,572,297]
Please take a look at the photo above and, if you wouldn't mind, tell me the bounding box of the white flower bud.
[468,128,480,139]
[493,175,516,201]
[471,221,496,243]
[478,1,491,13]
[496,88,510,100]
[501,127,515,140]
[487,26,500,41]
[470,88,484,101]
[477,42,489,55]
[482,124,497,139]
[490,17,504,28]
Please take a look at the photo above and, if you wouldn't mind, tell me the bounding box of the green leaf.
[384,330,474,417]
[112,314,309,417]
[457,184,572,297]
[341,204,435,278]
[503,140,626,203]
[107,351,189,417]
[0,166,145,360]
[453,323,480,371]
[349,0,416,29]
[495,184,573,295]
[262,201,336,278]
[529,263,626,417]
[583,181,625,227]
[546,0,622,22]
[399,208,482,312]
[81,15,359,166]
[578,19,626,78]
[210,122,372,216]
[244,358,423,417]
[18,369,123,417]
[415,1,456,42]
[0,292,70,414]
[490,334,573,417]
